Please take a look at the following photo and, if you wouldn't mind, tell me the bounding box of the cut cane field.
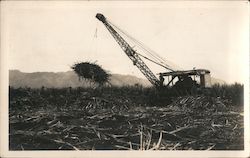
[9,83,244,150]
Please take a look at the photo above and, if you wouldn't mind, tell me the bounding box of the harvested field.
[9,86,244,150]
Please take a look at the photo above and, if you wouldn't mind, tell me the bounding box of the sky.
[1,1,249,84]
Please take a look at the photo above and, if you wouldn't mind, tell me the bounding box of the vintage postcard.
[0,1,249,158]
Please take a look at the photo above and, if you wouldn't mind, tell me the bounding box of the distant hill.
[9,70,151,88]
[9,70,226,88]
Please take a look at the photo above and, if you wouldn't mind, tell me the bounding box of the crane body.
[96,13,211,90]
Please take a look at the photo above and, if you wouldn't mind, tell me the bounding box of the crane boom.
[96,13,161,86]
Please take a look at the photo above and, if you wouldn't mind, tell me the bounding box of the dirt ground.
[9,87,244,150]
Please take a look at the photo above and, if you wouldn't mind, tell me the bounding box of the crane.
[96,13,163,87]
[96,13,211,90]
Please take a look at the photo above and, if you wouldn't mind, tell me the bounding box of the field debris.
[9,87,244,150]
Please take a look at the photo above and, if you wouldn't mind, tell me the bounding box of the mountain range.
[9,70,151,88]
[9,70,226,88]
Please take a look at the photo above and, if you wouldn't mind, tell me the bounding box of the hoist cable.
[107,20,182,71]
[113,21,183,71]
[107,20,171,68]
[135,52,174,71]
[110,22,166,64]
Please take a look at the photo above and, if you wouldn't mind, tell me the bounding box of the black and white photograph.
[0,1,249,157]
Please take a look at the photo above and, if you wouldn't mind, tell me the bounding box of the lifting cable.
[91,21,99,56]
[94,27,98,38]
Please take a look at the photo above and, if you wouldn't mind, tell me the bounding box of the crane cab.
[160,69,211,89]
